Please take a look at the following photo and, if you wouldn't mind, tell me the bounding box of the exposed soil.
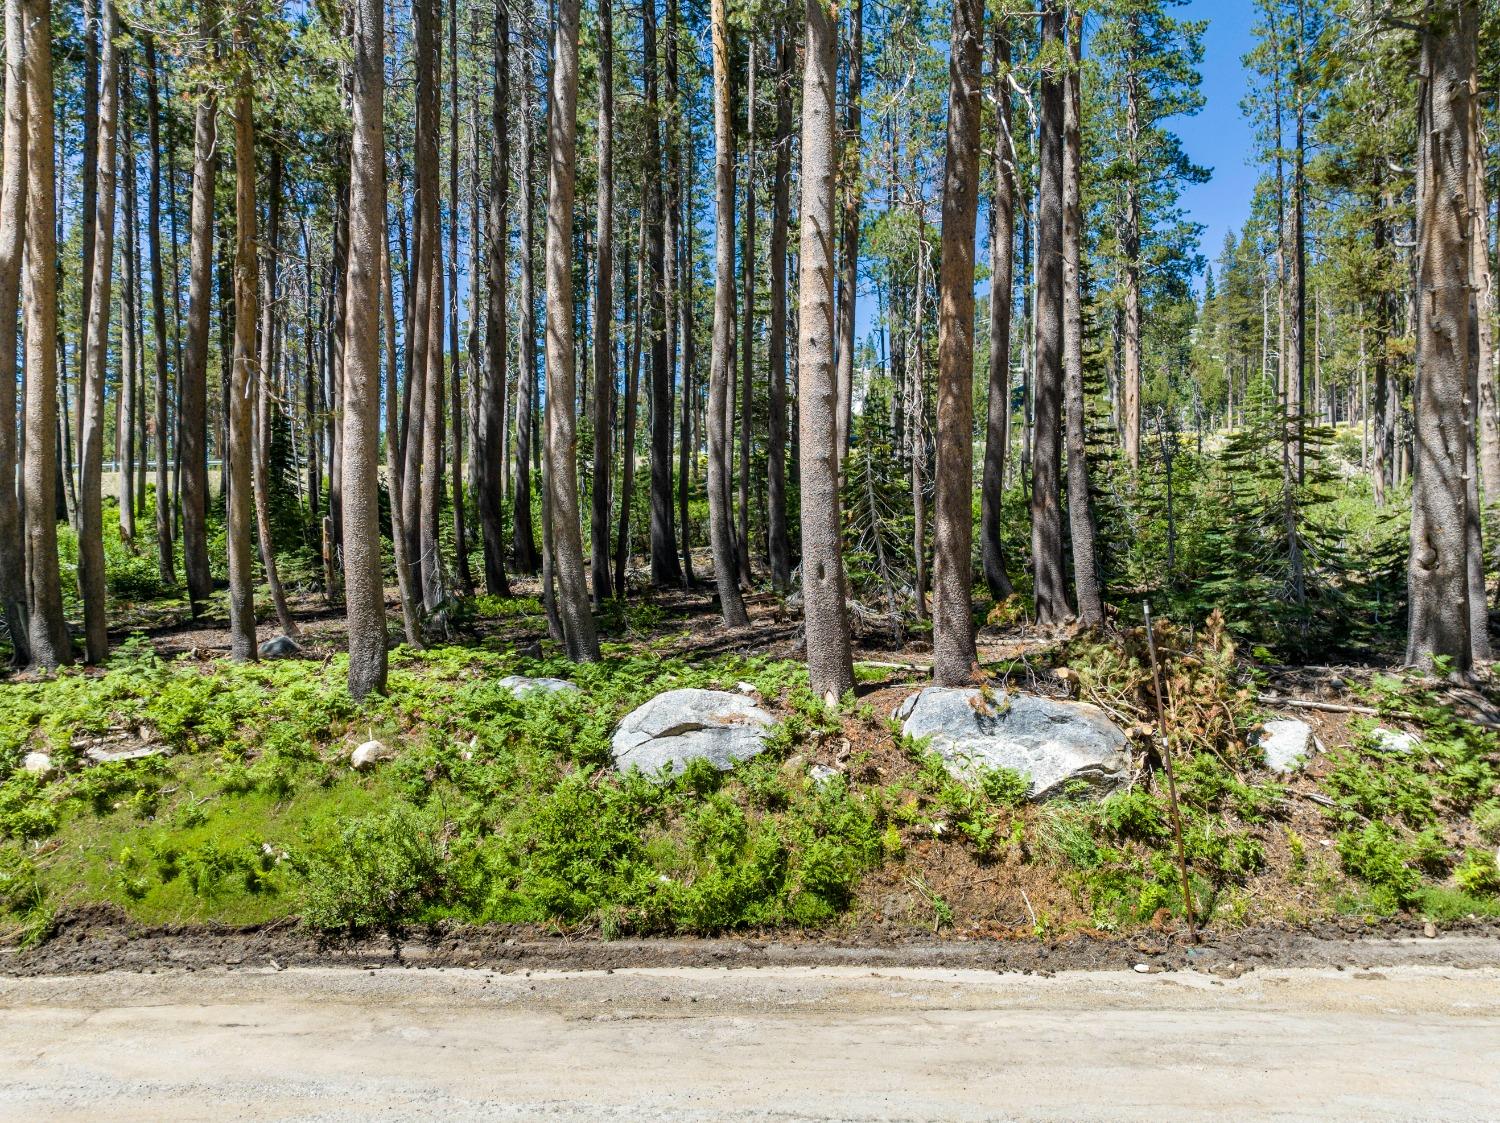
[5,903,1499,979]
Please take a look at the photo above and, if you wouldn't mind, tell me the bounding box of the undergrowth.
[0,624,1494,944]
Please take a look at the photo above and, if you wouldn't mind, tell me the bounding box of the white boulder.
[612,688,774,778]
[21,751,55,778]
[894,686,1129,800]
[497,675,580,698]
[350,740,396,769]
[1370,727,1420,754]
[1255,719,1318,773]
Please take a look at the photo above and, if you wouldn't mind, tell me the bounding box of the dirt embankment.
[5,905,1500,979]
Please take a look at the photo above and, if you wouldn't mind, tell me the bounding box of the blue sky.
[1174,0,1259,278]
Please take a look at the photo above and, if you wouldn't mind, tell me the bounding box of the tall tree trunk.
[226,26,258,663]
[1062,8,1101,626]
[677,43,700,588]
[480,0,512,597]
[78,0,97,416]
[1121,19,1142,473]
[615,210,646,597]
[543,0,600,661]
[253,148,296,638]
[1030,0,1069,624]
[447,0,472,598]
[931,0,982,685]
[417,0,447,612]
[342,0,390,696]
[591,0,614,605]
[645,0,681,586]
[384,176,423,645]
[180,7,217,612]
[910,225,928,620]
[119,55,138,544]
[796,0,854,703]
[737,42,755,586]
[834,0,861,462]
[1469,45,1500,574]
[0,0,29,665]
[512,41,540,575]
[709,0,750,628]
[663,0,692,585]
[77,0,119,664]
[1406,0,1478,672]
[766,23,793,592]
[1290,0,1307,483]
[1372,193,1392,507]
[980,26,1014,601]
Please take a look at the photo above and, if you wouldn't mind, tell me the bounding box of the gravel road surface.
[2,960,1498,1121]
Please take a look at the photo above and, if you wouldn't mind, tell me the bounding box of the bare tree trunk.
[119,56,138,544]
[980,26,1014,602]
[180,6,217,612]
[512,41,541,575]
[1030,0,1069,624]
[766,23,793,592]
[226,25,259,663]
[737,41,756,586]
[0,0,29,665]
[664,0,692,586]
[544,0,600,661]
[380,233,422,649]
[709,0,750,628]
[834,0,861,462]
[911,227,928,621]
[797,0,854,703]
[253,148,296,638]
[676,52,699,588]
[1121,19,1142,473]
[1469,49,1500,572]
[1062,8,1101,626]
[417,0,447,613]
[1373,194,1392,507]
[77,0,119,664]
[342,0,390,696]
[1406,0,1477,672]
[592,0,614,605]
[21,0,68,667]
[615,210,646,597]
[931,0,982,685]
[1290,0,1307,483]
[480,0,512,597]
[645,0,681,586]
[447,0,472,598]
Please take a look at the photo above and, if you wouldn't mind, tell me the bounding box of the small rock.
[496,675,579,698]
[809,764,841,786]
[1423,921,1438,939]
[84,744,164,765]
[1133,963,1158,975]
[350,740,396,769]
[1255,719,1317,773]
[258,635,302,659]
[21,751,55,778]
[1370,727,1420,754]
[735,681,760,697]
[780,753,808,776]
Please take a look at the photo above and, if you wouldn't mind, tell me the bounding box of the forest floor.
[2,554,1499,970]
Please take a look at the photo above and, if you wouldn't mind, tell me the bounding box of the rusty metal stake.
[1143,601,1197,942]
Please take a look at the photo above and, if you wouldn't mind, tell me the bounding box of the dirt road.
[1,961,1497,1122]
